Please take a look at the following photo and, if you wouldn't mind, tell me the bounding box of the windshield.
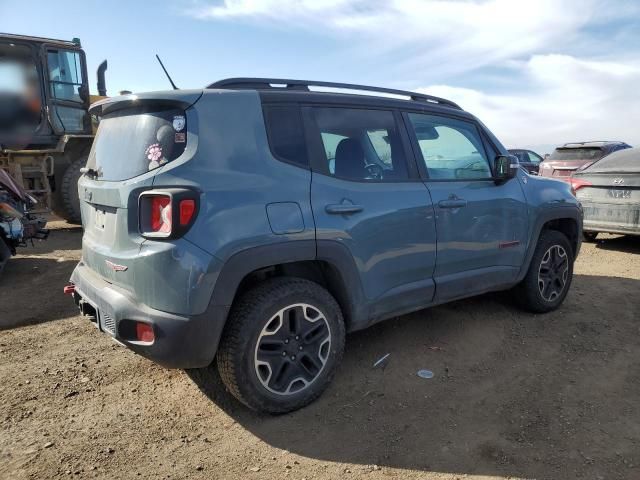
[0,44,41,135]
[549,147,603,161]
[86,106,187,181]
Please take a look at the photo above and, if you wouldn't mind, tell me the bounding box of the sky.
[2,0,640,153]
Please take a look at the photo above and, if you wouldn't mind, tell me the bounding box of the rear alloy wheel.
[514,230,574,313]
[583,231,598,242]
[254,303,331,395]
[217,277,345,414]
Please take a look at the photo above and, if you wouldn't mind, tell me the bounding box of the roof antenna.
[155,54,178,90]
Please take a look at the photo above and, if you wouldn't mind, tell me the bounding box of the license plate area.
[607,188,632,200]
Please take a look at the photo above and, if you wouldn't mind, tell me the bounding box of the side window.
[263,104,308,167]
[47,49,84,103]
[407,113,492,180]
[311,107,409,181]
[528,151,543,164]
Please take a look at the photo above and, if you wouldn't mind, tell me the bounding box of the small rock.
[105,447,115,454]
[64,391,79,399]
[249,466,260,472]
[43,442,54,449]
[196,465,204,471]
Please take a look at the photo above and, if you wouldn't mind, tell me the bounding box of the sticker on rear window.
[175,132,186,143]
[173,115,185,132]
[145,143,167,170]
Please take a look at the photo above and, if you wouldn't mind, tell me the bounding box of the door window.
[407,113,492,180]
[47,49,84,103]
[311,107,409,181]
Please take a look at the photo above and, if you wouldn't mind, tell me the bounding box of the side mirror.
[494,155,519,181]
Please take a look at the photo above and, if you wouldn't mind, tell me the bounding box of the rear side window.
[407,113,491,180]
[87,106,187,181]
[310,107,409,182]
[263,104,308,167]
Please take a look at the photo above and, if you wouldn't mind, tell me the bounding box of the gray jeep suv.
[67,78,582,413]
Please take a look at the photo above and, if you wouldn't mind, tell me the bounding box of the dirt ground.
[0,222,638,480]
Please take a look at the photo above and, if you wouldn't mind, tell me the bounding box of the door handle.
[438,199,467,209]
[325,204,364,215]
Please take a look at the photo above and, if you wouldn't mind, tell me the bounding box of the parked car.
[539,141,631,181]
[508,149,544,174]
[570,147,640,241]
[66,78,583,413]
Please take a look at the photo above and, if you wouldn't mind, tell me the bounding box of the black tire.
[217,277,345,414]
[59,155,86,224]
[514,230,574,313]
[583,231,598,242]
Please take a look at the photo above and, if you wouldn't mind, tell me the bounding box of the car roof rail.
[207,77,462,110]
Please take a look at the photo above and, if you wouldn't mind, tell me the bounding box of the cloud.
[420,54,640,149]
[192,0,605,75]
[191,0,640,149]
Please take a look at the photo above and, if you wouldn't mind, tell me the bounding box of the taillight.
[179,199,196,226]
[569,178,592,196]
[150,195,172,233]
[139,189,199,238]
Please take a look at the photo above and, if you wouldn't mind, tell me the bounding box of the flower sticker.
[145,143,163,170]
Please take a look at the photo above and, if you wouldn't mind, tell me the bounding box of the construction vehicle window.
[47,50,83,103]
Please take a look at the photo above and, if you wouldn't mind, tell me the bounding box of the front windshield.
[0,43,41,137]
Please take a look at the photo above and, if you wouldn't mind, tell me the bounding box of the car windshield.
[586,148,639,173]
[549,147,604,161]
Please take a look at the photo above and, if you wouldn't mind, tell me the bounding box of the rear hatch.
[79,91,202,290]
[540,147,604,179]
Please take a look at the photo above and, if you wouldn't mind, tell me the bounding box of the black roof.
[208,77,463,111]
[0,33,81,49]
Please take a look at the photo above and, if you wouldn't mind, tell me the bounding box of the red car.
[538,141,631,181]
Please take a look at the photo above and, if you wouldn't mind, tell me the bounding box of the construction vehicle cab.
[0,33,106,223]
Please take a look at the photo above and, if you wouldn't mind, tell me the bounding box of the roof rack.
[207,77,462,110]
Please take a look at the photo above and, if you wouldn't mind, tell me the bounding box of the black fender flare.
[517,204,583,282]
[209,239,368,331]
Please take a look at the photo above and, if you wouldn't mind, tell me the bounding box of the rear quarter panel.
[150,90,316,304]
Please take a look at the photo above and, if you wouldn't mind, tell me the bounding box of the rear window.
[549,148,603,161]
[87,106,187,181]
[587,148,639,173]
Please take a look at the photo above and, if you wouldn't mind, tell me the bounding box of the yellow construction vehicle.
[0,33,108,223]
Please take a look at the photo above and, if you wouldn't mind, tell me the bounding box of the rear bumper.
[583,222,640,236]
[582,203,640,236]
[70,261,229,369]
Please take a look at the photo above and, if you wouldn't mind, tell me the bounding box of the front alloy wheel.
[514,230,574,313]
[537,245,569,302]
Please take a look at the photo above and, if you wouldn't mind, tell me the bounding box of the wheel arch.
[210,240,367,332]
[518,206,582,282]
